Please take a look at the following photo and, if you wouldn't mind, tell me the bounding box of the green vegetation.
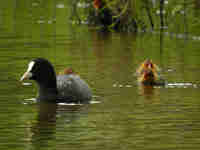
[72,0,200,34]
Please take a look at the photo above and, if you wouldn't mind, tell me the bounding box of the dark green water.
[1,1,200,150]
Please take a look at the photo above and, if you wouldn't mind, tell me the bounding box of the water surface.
[0,1,200,150]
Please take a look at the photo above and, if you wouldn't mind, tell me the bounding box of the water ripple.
[166,82,198,88]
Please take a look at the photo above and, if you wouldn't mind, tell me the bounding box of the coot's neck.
[36,80,58,101]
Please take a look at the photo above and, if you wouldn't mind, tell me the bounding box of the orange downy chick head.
[59,68,75,75]
[143,59,154,70]
[63,68,74,74]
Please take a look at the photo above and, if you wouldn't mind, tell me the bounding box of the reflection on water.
[138,85,155,97]
[166,82,198,88]
[1,1,200,150]
[29,102,89,150]
[31,103,57,149]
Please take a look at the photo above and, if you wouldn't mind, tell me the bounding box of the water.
[1,1,200,150]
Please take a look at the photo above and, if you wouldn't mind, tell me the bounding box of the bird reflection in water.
[30,102,57,148]
[29,102,87,149]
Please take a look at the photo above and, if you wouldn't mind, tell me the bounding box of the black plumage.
[20,58,92,103]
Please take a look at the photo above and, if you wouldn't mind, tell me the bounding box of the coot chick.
[136,59,165,86]
[20,58,92,103]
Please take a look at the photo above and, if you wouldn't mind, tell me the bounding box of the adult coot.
[20,58,92,103]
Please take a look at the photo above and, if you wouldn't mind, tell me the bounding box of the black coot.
[20,58,92,103]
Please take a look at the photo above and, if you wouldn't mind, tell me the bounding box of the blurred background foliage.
[70,0,200,34]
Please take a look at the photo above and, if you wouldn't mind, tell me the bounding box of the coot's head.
[20,58,57,88]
